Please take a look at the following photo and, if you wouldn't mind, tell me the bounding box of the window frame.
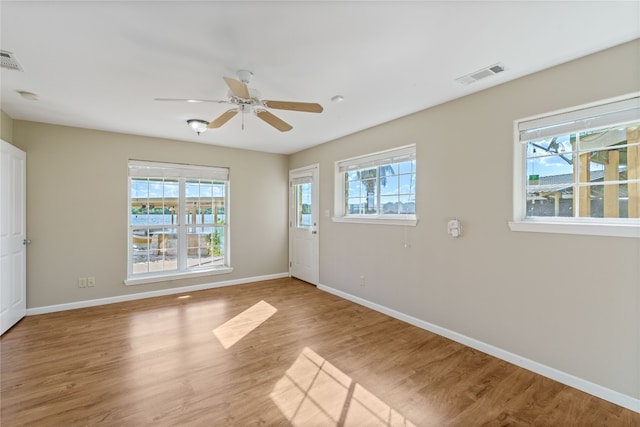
[125,160,232,285]
[509,93,640,238]
[333,144,417,226]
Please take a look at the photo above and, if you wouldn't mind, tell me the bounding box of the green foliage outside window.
[209,229,222,257]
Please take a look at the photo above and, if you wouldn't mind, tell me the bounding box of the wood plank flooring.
[1,278,638,426]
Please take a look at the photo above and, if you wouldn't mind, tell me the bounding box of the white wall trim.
[124,267,234,286]
[318,283,640,414]
[26,272,290,316]
[508,220,640,239]
[332,216,418,227]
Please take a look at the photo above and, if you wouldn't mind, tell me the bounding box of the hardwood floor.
[1,278,638,426]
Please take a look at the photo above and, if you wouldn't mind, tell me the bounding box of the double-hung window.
[126,160,231,284]
[334,145,417,225]
[511,93,640,238]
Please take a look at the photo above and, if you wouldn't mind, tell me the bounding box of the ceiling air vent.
[0,50,24,71]
[456,62,505,85]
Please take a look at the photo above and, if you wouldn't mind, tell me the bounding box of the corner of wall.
[1,110,14,143]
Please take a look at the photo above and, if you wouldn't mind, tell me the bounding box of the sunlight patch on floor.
[270,347,416,426]
[212,300,277,349]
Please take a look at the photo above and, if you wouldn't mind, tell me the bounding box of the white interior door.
[289,164,319,285]
[1,140,27,335]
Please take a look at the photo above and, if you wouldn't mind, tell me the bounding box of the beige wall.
[14,122,289,307]
[1,110,14,143]
[290,40,640,399]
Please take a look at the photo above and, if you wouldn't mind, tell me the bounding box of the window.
[126,161,231,284]
[334,145,417,225]
[510,94,640,238]
[292,176,313,228]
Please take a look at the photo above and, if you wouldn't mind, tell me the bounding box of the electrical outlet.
[87,277,95,287]
[78,277,87,288]
[359,276,365,286]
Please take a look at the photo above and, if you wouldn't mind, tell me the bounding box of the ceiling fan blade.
[223,77,251,99]
[155,98,229,104]
[256,110,293,132]
[207,109,238,128]
[263,100,323,113]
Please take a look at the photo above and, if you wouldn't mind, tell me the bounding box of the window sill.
[124,267,234,286]
[332,216,418,226]
[508,220,640,238]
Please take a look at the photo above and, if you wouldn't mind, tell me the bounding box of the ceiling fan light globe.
[187,119,209,135]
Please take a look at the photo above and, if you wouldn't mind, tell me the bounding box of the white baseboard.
[26,272,290,316]
[318,283,640,414]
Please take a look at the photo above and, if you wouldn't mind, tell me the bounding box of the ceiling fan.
[155,70,323,132]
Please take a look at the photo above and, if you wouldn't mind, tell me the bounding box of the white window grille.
[126,160,232,284]
[334,145,417,226]
[511,93,640,238]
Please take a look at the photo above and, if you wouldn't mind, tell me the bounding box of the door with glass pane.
[289,164,319,285]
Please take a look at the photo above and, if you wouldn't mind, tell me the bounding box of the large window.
[511,94,640,238]
[334,145,417,225]
[126,161,231,284]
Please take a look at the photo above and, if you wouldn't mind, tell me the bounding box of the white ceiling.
[1,1,639,155]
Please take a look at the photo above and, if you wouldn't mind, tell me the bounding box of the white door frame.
[1,139,27,335]
[289,164,319,285]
